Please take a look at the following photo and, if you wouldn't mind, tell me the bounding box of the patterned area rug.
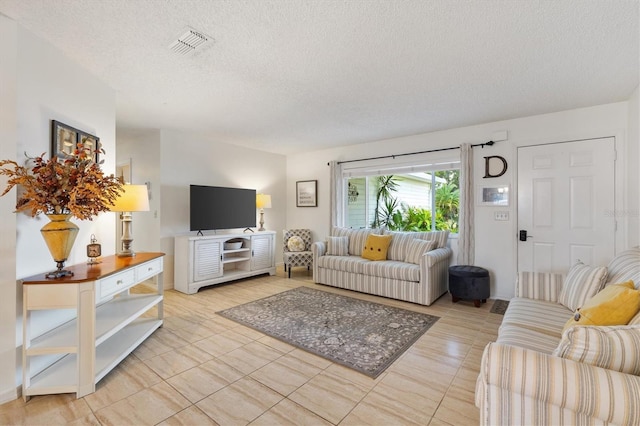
[490,299,510,315]
[217,287,439,378]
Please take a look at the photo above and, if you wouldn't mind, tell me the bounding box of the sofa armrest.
[312,241,326,279]
[420,247,452,305]
[476,342,640,425]
[515,271,566,302]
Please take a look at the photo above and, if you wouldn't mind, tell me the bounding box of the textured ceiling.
[0,0,638,155]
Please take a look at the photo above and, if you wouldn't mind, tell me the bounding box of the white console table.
[21,252,164,400]
[174,231,276,294]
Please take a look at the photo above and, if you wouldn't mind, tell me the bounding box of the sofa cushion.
[563,281,640,331]
[558,261,608,311]
[424,230,449,249]
[404,239,436,264]
[331,227,378,256]
[360,260,420,282]
[385,232,416,261]
[316,255,370,273]
[553,324,640,376]
[496,323,561,354]
[287,236,306,252]
[501,297,571,337]
[362,234,392,261]
[605,246,640,287]
[326,236,349,256]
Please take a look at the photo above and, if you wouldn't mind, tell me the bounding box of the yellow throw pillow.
[361,234,392,261]
[563,281,640,332]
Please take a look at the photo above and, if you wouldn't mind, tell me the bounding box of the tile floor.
[1,268,503,425]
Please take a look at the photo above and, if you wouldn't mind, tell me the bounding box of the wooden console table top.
[22,252,165,285]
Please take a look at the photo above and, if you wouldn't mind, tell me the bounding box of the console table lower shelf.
[21,252,165,400]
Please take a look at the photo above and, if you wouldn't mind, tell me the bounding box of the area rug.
[217,287,439,378]
[490,299,510,315]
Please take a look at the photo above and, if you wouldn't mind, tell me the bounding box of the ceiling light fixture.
[169,27,211,55]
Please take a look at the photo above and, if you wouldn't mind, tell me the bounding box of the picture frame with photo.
[296,180,317,207]
[477,184,510,206]
[51,120,100,163]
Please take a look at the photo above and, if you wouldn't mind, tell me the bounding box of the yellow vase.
[40,214,79,278]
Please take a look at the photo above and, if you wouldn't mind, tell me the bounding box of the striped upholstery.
[424,230,449,249]
[605,246,640,288]
[331,227,378,256]
[553,325,640,376]
[558,262,608,311]
[496,324,561,354]
[516,271,566,302]
[405,239,436,264]
[361,260,420,282]
[630,311,640,325]
[501,297,571,337]
[477,248,640,425]
[313,234,452,306]
[326,236,349,256]
[384,232,416,261]
[477,343,640,426]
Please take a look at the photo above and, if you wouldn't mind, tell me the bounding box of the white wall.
[287,102,634,300]
[628,85,639,247]
[0,17,116,402]
[116,129,162,254]
[0,14,18,404]
[157,130,287,287]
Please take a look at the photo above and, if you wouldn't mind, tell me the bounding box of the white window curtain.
[329,160,344,229]
[458,143,474,264]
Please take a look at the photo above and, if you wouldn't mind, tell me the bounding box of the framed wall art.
[477,184,510,206]
[296,180,317,207]
[51,120,100,163]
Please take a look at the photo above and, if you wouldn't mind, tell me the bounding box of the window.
[345,166,459,233]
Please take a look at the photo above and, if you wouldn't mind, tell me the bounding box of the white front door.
[517,137,616,273]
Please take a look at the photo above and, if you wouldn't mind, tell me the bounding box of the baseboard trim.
[0,386,19,405]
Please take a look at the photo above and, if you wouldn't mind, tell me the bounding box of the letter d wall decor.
[483,156,508,178]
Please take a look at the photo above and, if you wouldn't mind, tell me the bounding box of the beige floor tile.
[250,353,323,396]
[193,329,255,357]
[288,371,369,424]
[257,335,297,353]
[168,320,231,343]
[94,382,190,426]
[250,399,332,426]
[144,343,214,379]
[131,327,190,361]
[196,377,283,425]
[66,413,102,426]
[84,357,162,411]
[157,405,219,426]
[0,394,92,425]
[166,358,245,403]
[218,341,285,375]
[435,394,480,424]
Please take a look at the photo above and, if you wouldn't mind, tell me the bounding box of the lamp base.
[258,209,266,231]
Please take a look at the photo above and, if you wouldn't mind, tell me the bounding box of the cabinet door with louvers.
[251,234,274,270]
[193,239,223,282]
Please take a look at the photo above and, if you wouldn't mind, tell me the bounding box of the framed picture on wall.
[296,180,317,207]
[477,184,510,206]
[51,120,100,163]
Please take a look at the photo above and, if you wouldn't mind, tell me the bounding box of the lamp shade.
[110,184,150,212]
[256,194,272,209]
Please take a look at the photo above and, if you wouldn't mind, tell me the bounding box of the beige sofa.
[312,227,452,306]
[476,247,640,425]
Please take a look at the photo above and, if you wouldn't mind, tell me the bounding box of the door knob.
[519,230,533,241]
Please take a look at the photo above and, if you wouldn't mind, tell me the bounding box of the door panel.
[518,138,615,273]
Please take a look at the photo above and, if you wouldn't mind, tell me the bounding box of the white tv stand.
[174,231,276,294]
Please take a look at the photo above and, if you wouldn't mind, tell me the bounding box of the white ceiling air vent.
[169,27,210,55]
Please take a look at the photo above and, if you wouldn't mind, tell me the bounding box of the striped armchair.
[476,247,640,425]
[283,229,313,278]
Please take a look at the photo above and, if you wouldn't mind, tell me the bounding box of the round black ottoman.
[448,265,490,307]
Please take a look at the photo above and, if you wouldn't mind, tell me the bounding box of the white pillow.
[326,236,349,256]
[287,236,306,252]
[404,239,436,264]
[558,262,608,311]
[553,325,640,376]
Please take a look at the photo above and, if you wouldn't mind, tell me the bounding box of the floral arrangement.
[0,143,124,220]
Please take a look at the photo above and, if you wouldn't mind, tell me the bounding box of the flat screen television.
[190,185,256,232]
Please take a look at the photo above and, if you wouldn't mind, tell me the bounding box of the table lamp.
[256,194,272,231]
[110,184,150,257]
